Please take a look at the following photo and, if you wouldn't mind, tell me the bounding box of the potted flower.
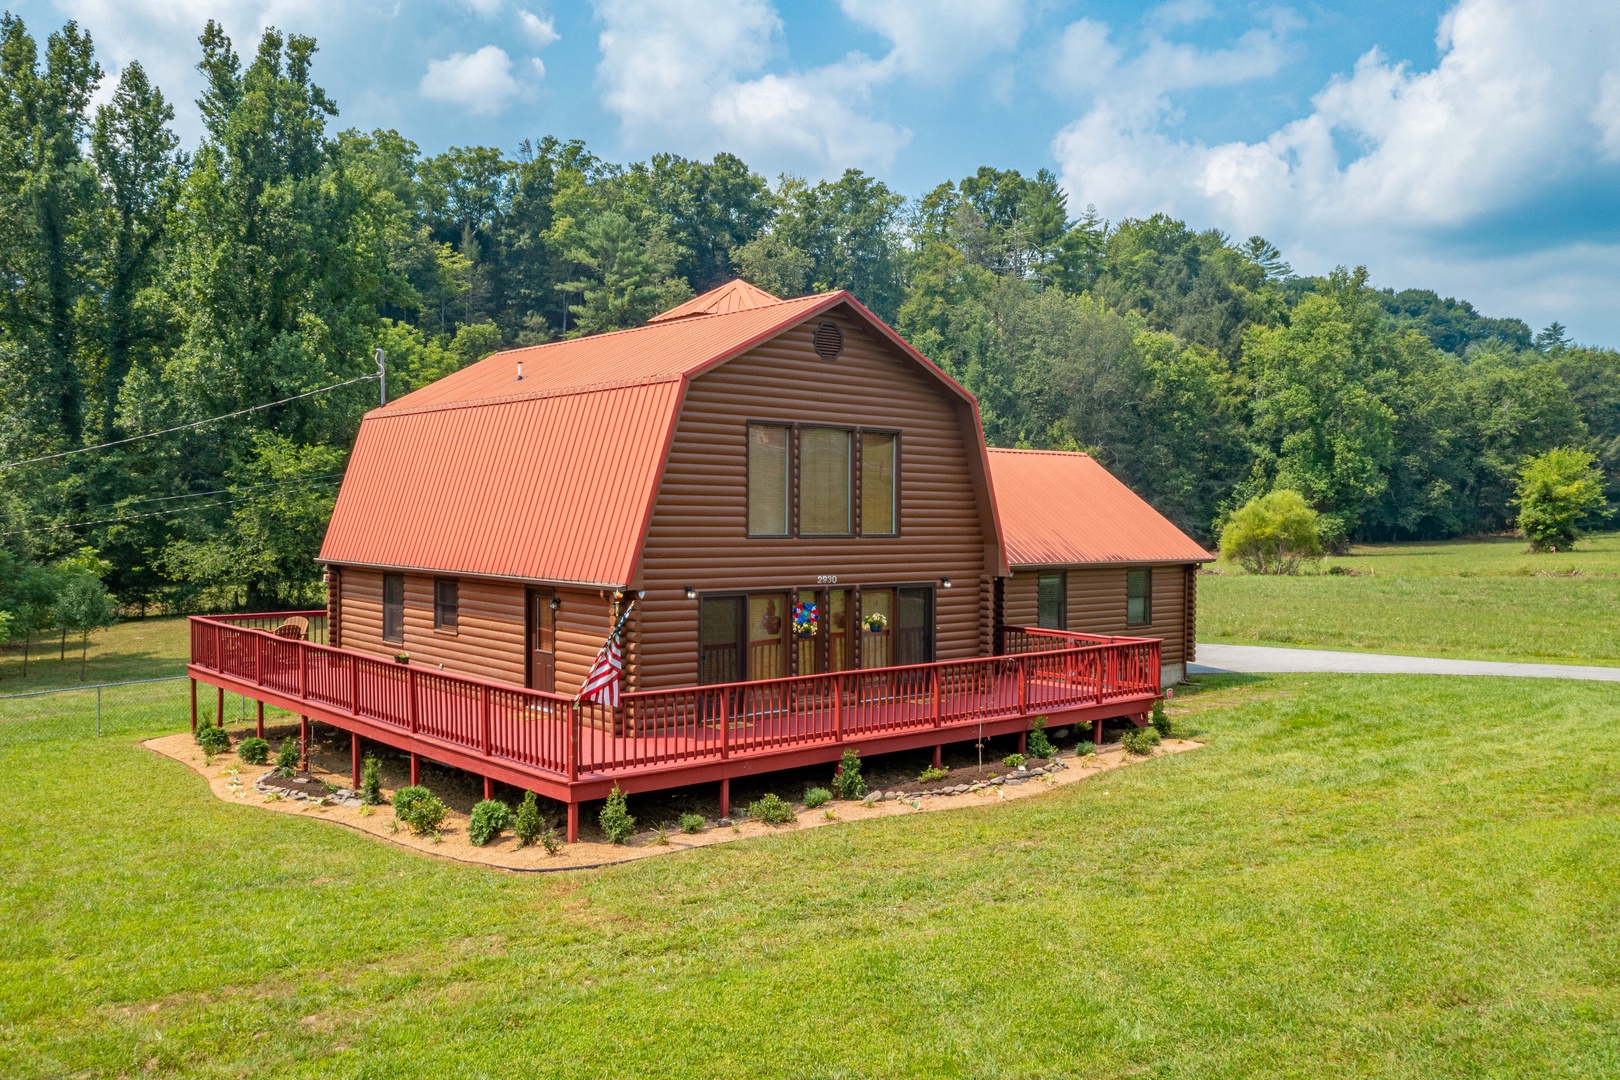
[862,612,888,634]
[394,651,411,665]
[792,601,818,639]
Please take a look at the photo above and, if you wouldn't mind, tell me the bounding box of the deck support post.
[932,744,943,769]
[719,777,730,821]
[351,733,361,790]
[409,752,420,787]
[1094,717,1102,745]
[189,679,197,734]
[1017,730,1027,755]
[566,801,579,844]
[256,700,265,738]
[214,684,224,728]
[299,716,309,771]
[483,776,494,801]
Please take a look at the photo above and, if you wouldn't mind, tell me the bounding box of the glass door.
[748,594,789,680]
[698,595,746,685]
[527,588,556,692]
[896,586,935,665]
[827,588,854,672]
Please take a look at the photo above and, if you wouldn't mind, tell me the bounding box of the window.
[860,432,897,535]
[382,573,404,643]
[1127,569,1152,626]
[799,427,851,535]
[747,424,789,536]
[434,578,458,631]
[1037,572,1067,630]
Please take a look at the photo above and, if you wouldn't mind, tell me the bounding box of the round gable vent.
[812,320,844,361]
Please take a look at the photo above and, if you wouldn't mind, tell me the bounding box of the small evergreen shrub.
[1122,727,1162,755]
[393,785,447,835]
[1075,740,1096,757]
[275,737,299,776]
[539,826,563,855]
[361,755,384,805]
[917,764,949,783]
[1150,700,1172,738]
[1002,753,1026,769]
[195,725,230,755]
[237,736,269,765]
[514,791,543,846]
[678,811,705,833]
[599,785,635,844]
[832,748,867,799]
[802,787,832,809]
[1026,716,1055,759]
[468,799,514,846]
[747,792,795,825]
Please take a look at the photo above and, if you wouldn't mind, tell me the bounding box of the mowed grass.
[0,615,191,693]
[1201,532,1620,665]
[2,674,1618,1077]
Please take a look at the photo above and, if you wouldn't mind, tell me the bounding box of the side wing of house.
[1002,563,1197,686]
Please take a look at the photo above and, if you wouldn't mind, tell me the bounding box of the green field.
[3,672,1617,1077]
[1201,532,1620,665]
[0,615,191,693]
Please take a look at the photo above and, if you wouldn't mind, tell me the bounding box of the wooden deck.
[188,614,1161,841]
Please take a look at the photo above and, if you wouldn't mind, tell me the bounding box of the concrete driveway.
[1191,643,1620,683]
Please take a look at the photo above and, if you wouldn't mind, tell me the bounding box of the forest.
[2,16,1618,625]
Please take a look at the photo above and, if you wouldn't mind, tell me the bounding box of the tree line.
[2,16,1616,640]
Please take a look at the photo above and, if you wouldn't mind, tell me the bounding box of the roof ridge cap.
[370,373,685,419]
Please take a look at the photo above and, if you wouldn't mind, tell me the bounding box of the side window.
[747,424,790,536]
[382,573,405,643]
[434,578,458,631]
[798,427,852,535]
[1037,572,1066,629]
[1127,569,1152,626]
[860,431,897,535]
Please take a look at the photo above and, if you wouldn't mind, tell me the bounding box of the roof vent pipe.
[516,360,523,381]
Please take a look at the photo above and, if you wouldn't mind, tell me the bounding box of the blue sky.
[14,0,1620,346]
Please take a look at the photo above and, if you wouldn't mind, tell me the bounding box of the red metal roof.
[648,279,783,322]
[321,282,1003,586]
[987,449,1213,567]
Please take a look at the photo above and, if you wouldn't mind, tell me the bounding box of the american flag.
[578,599,635,707]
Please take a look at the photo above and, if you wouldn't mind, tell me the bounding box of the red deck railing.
[189,614,1159,792]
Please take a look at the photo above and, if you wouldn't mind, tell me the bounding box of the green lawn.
[3,673,1617,1077]
[0,615,191,693]
[1201,532,1620,665]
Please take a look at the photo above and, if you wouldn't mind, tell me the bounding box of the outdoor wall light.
[940,577,952,589]
[685,586,697,600]
[549,596,560,611]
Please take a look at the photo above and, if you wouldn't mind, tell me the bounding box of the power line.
[0,476,344,537]
[74,473,346,516]
[0,374,380,471]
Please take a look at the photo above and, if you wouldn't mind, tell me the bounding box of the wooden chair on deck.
[273,616,309,641]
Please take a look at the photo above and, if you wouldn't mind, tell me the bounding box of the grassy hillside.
[1201,532,1620,665]
[2,673,1616,1077]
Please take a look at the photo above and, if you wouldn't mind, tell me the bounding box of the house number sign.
[816,575,839,584]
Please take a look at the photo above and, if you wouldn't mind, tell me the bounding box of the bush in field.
[1150,701,1172,738]
[802,787,831,809]
[514,791,543,845]
[237,736,269,765]
[1026,716,1055,759]
[1219,490,1323,574]
[195,725,230,755]
[1514,447,1607,552]
[361,756,384,805]
[832,748,867,799]
[393,785,446,835]
[468,799,514,846]
[599,785,635,844]
[275,737,299,776]
[679,811,705,833]
[1122,728,1162,755]
[747,793,795,825]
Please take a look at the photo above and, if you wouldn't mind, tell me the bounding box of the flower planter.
[393,654,410,665]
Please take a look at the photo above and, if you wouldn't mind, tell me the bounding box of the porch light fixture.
[549,596,560,612]
[684,586,697,600]
[940,577,952,589]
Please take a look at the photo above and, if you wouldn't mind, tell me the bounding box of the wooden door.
[526,588,556,692]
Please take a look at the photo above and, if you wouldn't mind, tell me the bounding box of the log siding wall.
[634,312,998,692]
[1002,563,1196,684]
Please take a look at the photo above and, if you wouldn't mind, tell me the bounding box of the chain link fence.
[0,676,302,744]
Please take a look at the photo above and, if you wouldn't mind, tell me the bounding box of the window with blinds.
[747,424,789,536]
[1127,569,1152,626]
[382,573,405,643]
[433,578,458,631]
[798,427,851,535]
[860,431,896,535]
[1037,572,1066,629]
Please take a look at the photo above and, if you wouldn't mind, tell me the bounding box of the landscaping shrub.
[679,811,705,834]
[832,748,867,799]
[514,791,543,846]
[747,793,795,825]
[1027,716,1055,758]
[468,799,514,846]
[238,736,269,764]
[393,785,447,835]
[802,787,831,809]
[1002,753,1026,769]
[195,725,230,755]
[1219,489,1323,574]
[599,785,635,844]
[1122,727,1163,755]
[539,826,562,855]
[917,765,948,783]
[361,756,384,805]
[275,737,299,776]
[1075,740,1096,757]
[1515,446,1607,551]
[1151,700,1172,738]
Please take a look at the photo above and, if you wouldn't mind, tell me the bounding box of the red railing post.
[212,623,221,673]
[480,684,491,755]
[254,634,263,686]
[407,667,418,734]
[932,666,942,728]
[832,675,843,743]
[720,690,731,760]
[298,642,308,700]
[567,705,580,781]
[1017,656,1028,715]
[349,655,359,715]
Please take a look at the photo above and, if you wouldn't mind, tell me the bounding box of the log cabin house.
[187,280,1204,840]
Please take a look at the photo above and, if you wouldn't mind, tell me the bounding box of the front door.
[527,588,556,692]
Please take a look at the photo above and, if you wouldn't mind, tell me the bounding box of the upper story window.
[1127,569,1152,626]
[747,421,898,538]
[434,578,459,631]
[382,572,405,643]
[1037,572,1067,629]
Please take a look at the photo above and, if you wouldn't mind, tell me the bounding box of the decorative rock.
[716,817,732,827]
[990,777,1004,786]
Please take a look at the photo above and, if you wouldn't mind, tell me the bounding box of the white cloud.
[518,9,561,47]
[420,45,527,115]
[463,0,504,16]
[836,0,1027,83]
